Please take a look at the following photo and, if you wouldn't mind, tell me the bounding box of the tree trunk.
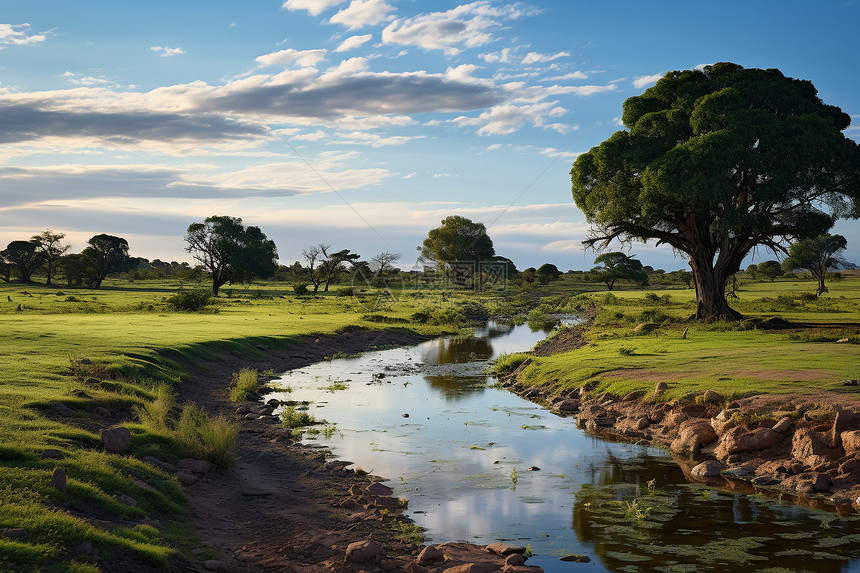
[689,258,743,320]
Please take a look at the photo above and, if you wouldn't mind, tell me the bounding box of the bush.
[334,286,354,297]
[280,406,317,429]
[293,283,309,296]
[175,403,237,469]
[166,289,212,312]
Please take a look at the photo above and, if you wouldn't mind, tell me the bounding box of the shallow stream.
[267,323,860,572]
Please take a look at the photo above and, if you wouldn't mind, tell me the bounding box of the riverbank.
[175,328,547,572]
[500,331,860,514]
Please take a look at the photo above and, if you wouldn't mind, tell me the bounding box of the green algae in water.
[605,551,652,563]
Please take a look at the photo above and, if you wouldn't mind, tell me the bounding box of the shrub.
[175,403,237,469]
[280,406,317,428]
[166,289,212,312]
[229,368,261,402]
[334,286,354,297]
[293,283,309,296]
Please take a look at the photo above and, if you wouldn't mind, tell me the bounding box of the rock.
[51,467,67,493]
[556,399,580,413]
[51,402,78,416]
[5,529,27,540]
[711,409,740,435]
[204,559,222,571]
[634,417,650,430]
[266,398,281,407]
[417,545,445,565]
[670,419,719,457]
[700,389,724,404]
[832,409,858,449]
[691,460,723,479]
[114,492,137,507]
[505,553,526,566]
[813,473,831,493]
[366,481,394,496]
[837,338,850,343]
[653,382,669,396]
[527,466,540,472]
[177,471,199,485]
[485,543,526,556]
[100,426,131,452]
[751,476,782,486]
[843,430,860,456]
[94,406,111,418]
[235,405,252,414]
[144,456,178,473]
[178,458,212,474]
[714,427,783,460]
[560,554,591,563]
[772,416,794,434]
[41,448,63,459]
[792,428,835,465]
[345,540,382,563]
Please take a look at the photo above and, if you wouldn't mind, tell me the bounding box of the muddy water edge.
[263,323,860,573]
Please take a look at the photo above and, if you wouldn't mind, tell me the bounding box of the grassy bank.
[0,279,498,572]
[498,277,860,402]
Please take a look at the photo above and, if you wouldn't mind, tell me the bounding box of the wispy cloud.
[334,33,373,52]
[255,48,327,67]
[150,46,186,57]
[0,23,49,48]
[521,51,570,65]
[282,0,347,16]
[382,1,538,56]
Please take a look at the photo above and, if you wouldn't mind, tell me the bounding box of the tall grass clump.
[174,403,237,469]
[229,367,261,402]
[132,385,175,434]
[280,406,317,429]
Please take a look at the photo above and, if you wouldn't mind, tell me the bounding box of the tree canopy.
[782,234,848,296]
[185,216,278,295]
[571,62,860,319]
[81,234,131,288]
[590,252,647,291]
[31,230,70,286]
[420,216,495,287]
[1,240,43,283]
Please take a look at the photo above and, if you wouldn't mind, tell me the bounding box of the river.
[266,322,860,572]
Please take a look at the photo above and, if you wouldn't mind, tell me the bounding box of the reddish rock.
[714,427,783,460]
[179,458,212,474]
[100,426,131,452]
[505,553,525,567]
[442,564,497,573]
[345,539,382,563]
[417,545,445,566]
[485,543,526,556]
[833,410,859,449]
[772,417,794,434]
[843,430,860,456]
[792,428,835,462]
[670,419,718,457]
[691,460,723,480]
[556,399,580,412]
[814,473,832,493]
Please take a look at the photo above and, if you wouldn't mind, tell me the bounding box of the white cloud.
[150,46,186,57]
[479,47,516,64]
[633,72,664,89]
[382,1,537,56]
[521,51,570,65]
[0,23,48,48]
[255,48,328,68]
[330,0,395,30]
[453,101,567,136]
[282,0,347,16]
[330,130,424,147]
[334,33,373,52]
[545,71,589,81]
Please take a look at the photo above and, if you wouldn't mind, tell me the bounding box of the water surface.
[267,323,860,572]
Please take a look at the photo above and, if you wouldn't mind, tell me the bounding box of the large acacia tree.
[782,234,847,296]
[185,215,278,295]
[571,63,860,319]
[81,234,131,288]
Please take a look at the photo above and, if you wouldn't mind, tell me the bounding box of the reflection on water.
[267,323,860,572]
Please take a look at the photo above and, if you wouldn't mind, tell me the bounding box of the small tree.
[31,230,70,286]
[56,253,87,286]
[81,234,131,288]
[745,264,758,280]
[782,234,848,296]
[535,263,562,284]
[301,244,329,294]
[185,216,278,295]
[756,260,784,282]
[1,240,44,283]
[591,252,647,291]
[420,216,495,287]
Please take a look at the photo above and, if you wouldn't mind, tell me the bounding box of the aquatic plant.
[280,405,317,428]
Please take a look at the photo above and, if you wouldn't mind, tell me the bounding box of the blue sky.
[1,0,858,272]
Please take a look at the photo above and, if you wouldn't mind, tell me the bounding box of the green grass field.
[0,278,497,572]
[505,275,860,401]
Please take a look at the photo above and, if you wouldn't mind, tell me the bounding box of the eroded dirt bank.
[175,329,547,572]
[501,368,860,514]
